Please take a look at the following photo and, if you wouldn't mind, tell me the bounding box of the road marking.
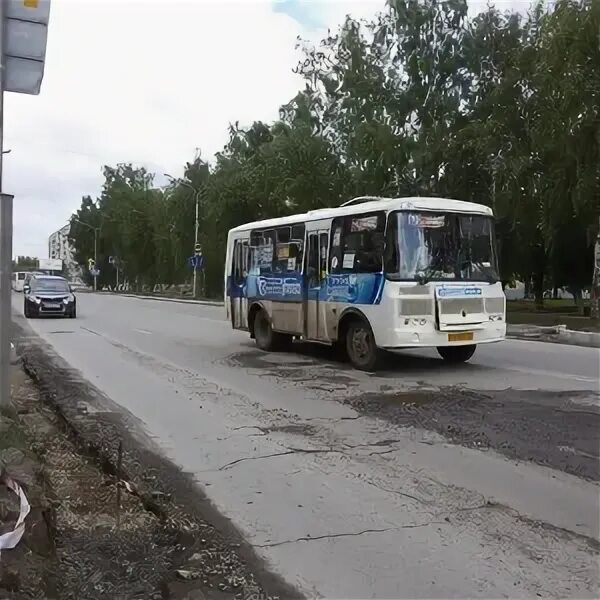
[134,328,153,335]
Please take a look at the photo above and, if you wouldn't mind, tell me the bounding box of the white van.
[12,271,27,292]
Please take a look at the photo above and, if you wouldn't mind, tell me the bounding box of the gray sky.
[5,0,529,259]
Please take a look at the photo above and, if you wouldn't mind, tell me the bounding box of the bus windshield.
[385,211,499,283]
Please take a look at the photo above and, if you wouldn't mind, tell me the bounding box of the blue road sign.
[187,255,204,270]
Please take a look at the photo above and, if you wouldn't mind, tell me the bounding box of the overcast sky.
[5,0,529,259]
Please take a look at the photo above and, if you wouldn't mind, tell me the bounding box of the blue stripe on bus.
[226,272,385,305]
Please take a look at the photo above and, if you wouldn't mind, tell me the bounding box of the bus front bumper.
[381,321,506,349]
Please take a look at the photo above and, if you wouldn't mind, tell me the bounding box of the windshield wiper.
[415,267,437,285]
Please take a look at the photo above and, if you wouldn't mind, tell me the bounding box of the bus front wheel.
[437,344,476,363]
[345,319,381,371]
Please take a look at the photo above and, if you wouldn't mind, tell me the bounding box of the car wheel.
[345,318,381,371]
[69,306,77,319]
[437,344,476,363]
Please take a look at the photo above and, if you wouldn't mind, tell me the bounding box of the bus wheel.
[437,344,476,363]
[346,319,381,371]
[254,309,275,351]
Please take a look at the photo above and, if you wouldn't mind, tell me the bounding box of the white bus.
[12,271,28,292]
[225,196,506,371]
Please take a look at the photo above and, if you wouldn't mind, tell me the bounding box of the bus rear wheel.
[345,319,381,371]
[254,309,291,352]
[437,344,476,363]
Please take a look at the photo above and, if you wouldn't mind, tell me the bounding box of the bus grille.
[399,299,434,316]
[484,297,505,314]
[438,298,484,315]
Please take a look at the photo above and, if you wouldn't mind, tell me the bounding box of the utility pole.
[193,199,200,298]
[592,216,600,321]
[163,173,201,298]
[93,228,97,290]
[0,0,9,408]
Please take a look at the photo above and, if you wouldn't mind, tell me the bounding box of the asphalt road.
[12,292,600,598]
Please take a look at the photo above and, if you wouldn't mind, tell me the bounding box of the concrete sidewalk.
[507,324,600,349]
[88,290,223,307]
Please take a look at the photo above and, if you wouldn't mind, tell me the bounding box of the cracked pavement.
[12,292,600,598]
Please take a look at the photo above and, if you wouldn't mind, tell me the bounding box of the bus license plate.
[448,332,473,342]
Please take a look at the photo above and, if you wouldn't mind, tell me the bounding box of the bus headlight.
[489,314,503,321]
[408,318,428,326]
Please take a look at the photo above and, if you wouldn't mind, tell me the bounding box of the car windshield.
[32,279,69,293]
[385,211,499,283]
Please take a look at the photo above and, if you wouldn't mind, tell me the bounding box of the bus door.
[304,230,329,340]
[230,239,249,330]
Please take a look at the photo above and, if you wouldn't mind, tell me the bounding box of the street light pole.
[193,190,200,297]
[164,174,201,298]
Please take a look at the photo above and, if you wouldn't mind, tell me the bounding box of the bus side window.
[329,219,344,274]
[384,213,398,273]
[307,234,320,287]
[232,240,248,285]
[330,213,385,274]
[273,224,304,273]
[319,233,328,280]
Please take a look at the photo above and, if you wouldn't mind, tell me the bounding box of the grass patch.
[507,299,583,314]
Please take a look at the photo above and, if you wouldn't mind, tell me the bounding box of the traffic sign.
[90,268,100,277]
[194,243,202,256]
[187,255,204,270]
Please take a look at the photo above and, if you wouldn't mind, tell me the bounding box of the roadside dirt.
[11,322,300,600]
[1,372,288,599]
[0,370,57,599]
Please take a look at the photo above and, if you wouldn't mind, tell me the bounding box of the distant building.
[48,224,83,283]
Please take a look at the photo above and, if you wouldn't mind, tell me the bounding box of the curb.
[90,291,224,308]
[507,324,600,349]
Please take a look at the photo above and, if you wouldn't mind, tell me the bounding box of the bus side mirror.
[23,284,30,294]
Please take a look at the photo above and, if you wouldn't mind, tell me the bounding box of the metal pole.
[0,0,11,409]
[193,191,199,298]
[0,195,12,409]
[592,216,600,321]
[93,228,97,291]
